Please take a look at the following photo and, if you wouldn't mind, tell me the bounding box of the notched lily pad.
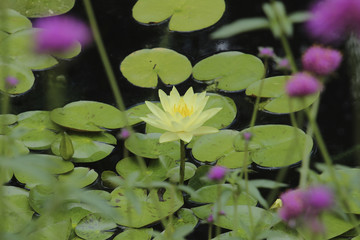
[193,51,265,92]
[133,0,225,32]
[114,228,153,240]
[0,9,32,33]
[0,114,17,125]
[75,213,117,240]
[120,48,192,88]
[50,101,127,132]
[246,76,320,113]
[126,102,162,126]
[58,167,98,188]
[0,135,29,157]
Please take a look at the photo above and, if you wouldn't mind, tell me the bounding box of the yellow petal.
[177,132,193,143]
[140,116,173,132]
[159,132,180,143]
[169,86,181,105]
[145,101,170,124]
[159,90,171,112]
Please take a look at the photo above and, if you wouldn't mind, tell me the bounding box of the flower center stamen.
[173,99,193,117]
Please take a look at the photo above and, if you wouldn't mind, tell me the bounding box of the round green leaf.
[187,165,212,191]
[133,0,225,32]
[75,213,117,240]
[0,59,35,95]
[110,186,184,228]
[126,102,162,126]
[114,228,153,240]
[11,111,62,150]
[58,167,98,188]
[192,130,251,168]
[50,101,126,132]
[0,29,58,70]
[193,51,265,92]
[120,48,192,88]
[0,9,32,33]
[101,170,120,189]
[246,76,320,113]
[0,31,9,42]
[29,184,54,214]
[0,114,17,125]
[0,135,29,157]
[125,133,180,159]
[166,162,197,182]
[3,0,75,18]
[28,219,72,240]
[234,125,313,168]
[51,132,116,163]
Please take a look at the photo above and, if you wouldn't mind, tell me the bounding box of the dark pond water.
[8,0,359,238]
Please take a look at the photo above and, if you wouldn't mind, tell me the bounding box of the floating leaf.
[50,101,126,132]
[0,29,58,70]
[246,76,320,113]
[0,59,35,95]
[11,111,61,150]
[133,0,225,32]
[58,167,98,188]
[101,170,120,189]
[234,125,313,168]
[28,219,72,240]
[0,135,29,157]
[126,102,162,126]
[51,132,116,163]
[187,165,213,191]
[193,51,265,92]
[3,0,75,18]
[0,114,17,125]
[114,228,153,240]
[120,48,192,88]
[110,186,183,228]
[125,133,180,160]
[75,213,117,240]
[0,9,32,33]
[192,130,251,168]
[166,162,197,182]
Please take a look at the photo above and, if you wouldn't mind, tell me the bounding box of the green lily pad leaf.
[246,76,320,113]
[0,166,13,183]
[0,114,17,125]
[120,48,192,88]
[114,228,153,240]
[190,184,257,205]
[0,9,32,33]
[52,41,81,59]
[133,0,225,32]
[101,170,120,189]
[29,184,54,213]
[166,162,197,182]
[28,219,72,240]
[193,51,265,92]
[234,125,313,168]
[58,167,98,188]
[125,133,180,159]
[0,135,29,157]
[116,155,176,182]
[192,130,251,168]
[203,94,237,129]
[187,165,213,191]
[14,154,74,186]
[3,0,75,18]
[50,101,126,132]
[75,213,117,240]
[0,59,35,95]
[0,29,58,70]
[192,205,278,234]
[110,186,184,228]
[3,186,34,233]
[126,102,162,126]
[11,111,62,150]
[0,31,9,41]
[51,132,116,163]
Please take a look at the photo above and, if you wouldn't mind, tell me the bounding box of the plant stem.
[208,222,213,240]
[215,183,222,238]
[243,140,254,239]
[279,34,297,73]
[179,140,186,185]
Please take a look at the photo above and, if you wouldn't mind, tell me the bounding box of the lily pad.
[110,186,184,228]
[120,48,192,88]
[3,186,34,233]
[58,167,98,188]
[28,219,72,240]
[0,114,17,125]
[126,102,162,126]
[114,228,153,240]
[0,59,35,95]
[29,184,55,213]
[0,9,32,33]
[50,101,126,132]
[246,76,320,113]
[193,51,265,92]
[166,162,197,182]
[3,0,75,18]
[125,133,180,160]
[192,130,251,168]
[51,132,116,163]
[133,0,225,32]
[11,111,62,150]
[0,135,29,157]
[234,125,313,168]
[75,213,117,240]
[0,29,58,70]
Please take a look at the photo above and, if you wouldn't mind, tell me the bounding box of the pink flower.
[207,214,214,223]
[243,132,252,141]
[306,186,334,210]
[119,129,131,139]
[207,166,227,181]
[34,16,92,53]
[279,189,306,222]
[302,46,342,75]
[258,47,275,59]
[285,73,322,97]
[276,58,291,71]
[5,76,19,87]
[307,0,360,44]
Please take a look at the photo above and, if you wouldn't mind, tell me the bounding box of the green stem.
[279,33,297,73]
[208,222,213,240]
[179,140,186,185]
[243,141,254,239]
[215,184,222,238]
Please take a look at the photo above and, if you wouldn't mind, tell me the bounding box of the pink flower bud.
[279,189,306,221]
[258,47,275,59]
[207,214,214,223]
[302,46,342,75]
[306,186,334,210]
[5,76,19,87]
[207,166,227,181]
[285,73,322,97]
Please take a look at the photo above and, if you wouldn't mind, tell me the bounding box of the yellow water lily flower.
[141,87,222,143]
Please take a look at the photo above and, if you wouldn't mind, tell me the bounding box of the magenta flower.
[207,214,214,223]
[5,76,19,87]
[307,0,360,44]
[285,73,322,97]
[34,16,92,53]
[243,132,252,141]
[276,58,291,71]
[207,166,227,181]
[279,189,306,222]
[306,186,334,210]
[119,129,131,139]
[302,46,342,75]
[258,47,275,59]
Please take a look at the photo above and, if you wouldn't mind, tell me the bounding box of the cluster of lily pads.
[1,1,360,240]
